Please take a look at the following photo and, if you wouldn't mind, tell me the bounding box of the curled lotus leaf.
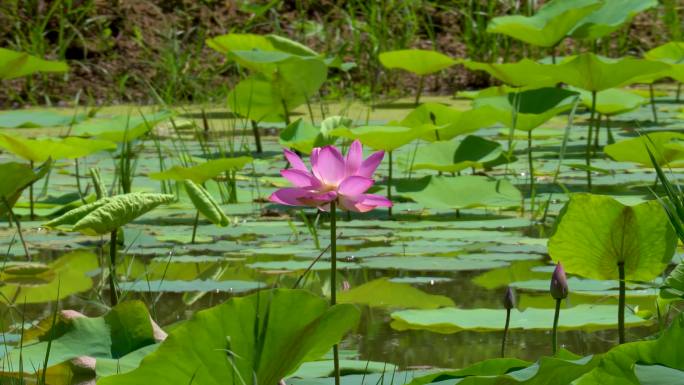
[183,180,229,227]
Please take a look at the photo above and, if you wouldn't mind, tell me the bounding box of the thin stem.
[281,98,291,125]
[501,308,511,358]
[3,198,30,260]
[676,83,681,103]
[109,230,118,306]
[29,160,34,220]
[75,158,86,204]
[649,84,658,124]
[250,120,263,154]
[527,129,535,213]
[593,114,601,150]
[330,201,340,385]
[586,91,597,191]
[606,116,615,144]
[191,210,200,244]
[414,75,425,106]
[618,262,626,344]
[387,151,393,217]
[552,298,561,355]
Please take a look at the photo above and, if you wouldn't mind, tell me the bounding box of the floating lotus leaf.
[0,134,115,162]
[570,0,659,40]
[486,0,602,47]
[461,59,556,87]
[473,87,579,131]
[71,110,173,142]
[410,135,512,172]
[149,157,252,183]
[328,125,428,152]
[391,304,649,334]
[0,47,68,79]
[604,132,684,167]
[379,49,456,76]
[118,280,264,293]
[551,54,670,92]
[45,193,175,235]
[337,278,454,309]
[573,87,647,116]
[548,193,676,281]
[395,175,522,209]
[360,256,508,272]
[98,289,360,385]
[183,180,229,226]
[0,110,86,128]
[398,103,499,141]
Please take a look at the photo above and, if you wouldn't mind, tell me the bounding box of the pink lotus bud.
[550,262,569,300]
[503,286,516,310]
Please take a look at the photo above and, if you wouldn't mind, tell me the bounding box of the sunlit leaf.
[461,59,556,87]
[0,48,68,79]
[328,125,428,152]
[379,49,456,76]
[570,0,659,40]
[337,278,454,309]
[149,157,252,183]
[0,134,115,162]
[604,132,684,167]
[410,135,513,172]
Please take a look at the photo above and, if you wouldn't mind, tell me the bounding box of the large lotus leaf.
[0,250,97,304]
[398,103,499,141]
[573,87,647,116]
[473,87,579,131]
[391,304,649,334]
[551,54,670,92]
[395,175,522,209]
[0,300,155,375]
[337,278,454,309]
[0,110,86,128]
[570,0,658,40]
[0,134,115,162]
[45,193,175,235]
[328,125,428,151]
[149,157,252,183]
[379,49,456,76]
[660,263,684,301]
[98,289,360,385]
[407,358,532,385]
[410,135,511,172]
[0,159,50,216]
[279,117,342,154]
[461,59,556,87]
[645,42,684,83]
[605,132,684,167]
[486,0,602,47]
[548,193,676,281]
[0,48,68,79]
[71,110,173,142]
[183,180,229,227]
[273,56,327,101]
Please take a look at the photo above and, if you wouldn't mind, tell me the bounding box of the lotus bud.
[550,262,569,300]
[503,286,516,310]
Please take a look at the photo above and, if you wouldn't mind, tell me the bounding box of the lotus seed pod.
[550,262,569,300]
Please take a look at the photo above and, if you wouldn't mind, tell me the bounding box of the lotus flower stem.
[552,298,561,354]
[3,198,30,260]
[330,200,341,385]
[501,287,515,357]
[109,229,118,306]
[250,120,263,154]
[618,262,626,344]
[388,151,393,217]
[191,210,200,244]
[586,91,597,191]
[527,130,535,212]
[649,84,658,124]
[415,75,425,106]
[29,160,35,220]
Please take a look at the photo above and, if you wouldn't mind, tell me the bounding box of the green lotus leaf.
[461,59,556,87]
[98,289,360,385]
[395,175,522,209]
[645,42,684,83]
[473,87,579,131]
[328,125,428,152]
[0,110,86,128]
[551,54,670,92]
[570,0,659,40]
[0,300,155,374]
[410,135,512,172]
[183,180,229,227]
[573,87,647,116]
[149,157,252,183]
[71,110,173,142]
[0,159,51,215]
[548,193,677,281]
[486,0,602,47]
[45,193,175,235]
[391,304,649,334]
[398,103,499,141]
[0,47,68,79]
[279,118,341,154]
[0,134,115,162]
[659,263,684,301]
[266,34,319,57]
[604,132,684,167]
[379,49,456,76]
[337,278,454,309]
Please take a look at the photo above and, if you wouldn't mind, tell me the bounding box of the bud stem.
[330,201,340,385]
[501,308,511,357]
[618,262,626,344]
[552,298,561,355]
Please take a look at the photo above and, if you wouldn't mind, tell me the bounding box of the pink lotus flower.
[270,140,392,212]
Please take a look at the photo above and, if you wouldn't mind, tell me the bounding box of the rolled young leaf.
[183,180,229,227]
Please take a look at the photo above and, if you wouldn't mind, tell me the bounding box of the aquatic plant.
[550,262,569,355]
[501,286,516,357]
[269,140,390,385]
[0,47,68,79]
